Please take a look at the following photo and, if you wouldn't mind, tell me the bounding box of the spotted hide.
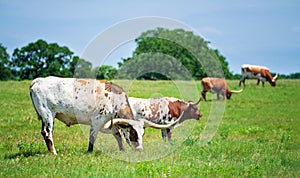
[128,97,202,141]
[30,76,145,154]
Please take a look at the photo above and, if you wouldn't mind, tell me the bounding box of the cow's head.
[110,119,145,150]
[168,98,202,123]
[226,88,243,99]
[270,73,278,87]
[111,112,185,149]
[185,98,202,120]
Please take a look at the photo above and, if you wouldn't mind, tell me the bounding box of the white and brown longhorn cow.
[30,76,179,154]
[201,77,243,101]
[127,97,202,141]
[239,64,278,87]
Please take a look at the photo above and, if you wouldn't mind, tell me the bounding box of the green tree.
[96,65,117,80]
[118,28,233,80]
[73,57,94,78]
[11,39,76,80]
[0,44,13,80]
[214,49,233,79]
[287,72,300,79]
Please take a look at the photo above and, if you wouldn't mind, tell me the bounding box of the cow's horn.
[141,111,185,129]
[273,73,278,80]
[104,118,136,129]
[111,119,136,126]
[105,111,185,129]
[189,98,201,106]
[230,88,243,93]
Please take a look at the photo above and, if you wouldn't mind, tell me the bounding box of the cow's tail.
[29,80,42,120]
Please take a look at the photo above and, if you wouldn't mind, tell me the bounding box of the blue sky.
[0,0,299,74]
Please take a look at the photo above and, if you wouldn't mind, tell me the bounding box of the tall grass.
[0,79,299,177]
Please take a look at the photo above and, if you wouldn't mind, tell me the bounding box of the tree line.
[0,39,117,81]
[1,28,299,81]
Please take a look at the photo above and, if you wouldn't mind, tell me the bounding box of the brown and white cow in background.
[127,97,202,141]
[239,64,278,87]
[201,77,243,101]
[30,76,179,154]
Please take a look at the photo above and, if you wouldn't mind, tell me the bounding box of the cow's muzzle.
[132,141,143,150]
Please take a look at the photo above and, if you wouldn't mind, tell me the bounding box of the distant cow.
[30,76,179,154]
[201,77,243,101]
[128,97,202,141]
[239,64,278,87]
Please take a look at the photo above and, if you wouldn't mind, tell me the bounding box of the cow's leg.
[41,120,57,154]
[88,116,110,152]
[89,125,125,152]
[221,90,227,100]
[257,79,260,86]
[88,125,99,152]
[36,104,56,154]
[110,123,126,151]
[201,91,207,101]
[121,128,132,146]
[239,78,243,86]
[239,76,245,87]
[161,129,173,141]
[161,129,167,141]
[217,93,221,100]
[167,128,172,141]
[260,77,266,87]
[113,130,125,151]
[96,115,127,151]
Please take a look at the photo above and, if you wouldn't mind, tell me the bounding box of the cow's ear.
[181,104,189,111]
[188,98,201,106]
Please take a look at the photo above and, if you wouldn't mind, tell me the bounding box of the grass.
[0,79,299,177]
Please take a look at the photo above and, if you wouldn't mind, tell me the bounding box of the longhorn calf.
[201,77,243,101]
[128,97,202,141]
[239,64,278,87]
[30,76,177,154]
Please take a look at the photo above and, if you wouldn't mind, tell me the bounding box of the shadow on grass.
[203,99,225,102]
[4,150,45,159]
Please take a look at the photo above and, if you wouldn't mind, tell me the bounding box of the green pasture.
[0,79,299,177]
